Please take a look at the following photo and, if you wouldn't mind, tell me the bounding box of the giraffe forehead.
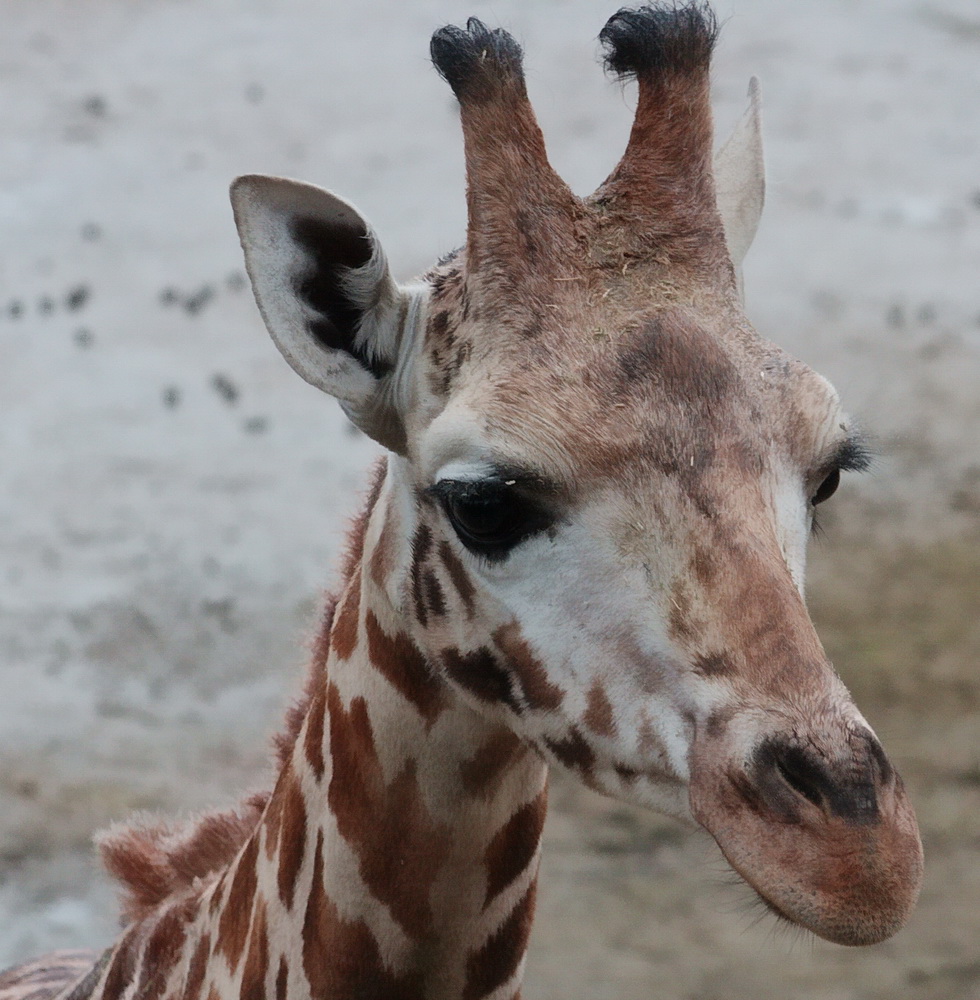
[421,306,839,491]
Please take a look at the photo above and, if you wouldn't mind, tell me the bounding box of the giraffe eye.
[811,468,840,506]
[436,481,553,560]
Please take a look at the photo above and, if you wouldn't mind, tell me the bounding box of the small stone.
[162,385,180,409]
[82,94,108,117]
[38,296,55,315]
[65,285,90,311]
[243,415,268,434]
[81,222,102,241]
[159,287,180,306]
[210,373,239,405]
[885,304,905,329]
[184,285,214,315]
[73,328,94,348]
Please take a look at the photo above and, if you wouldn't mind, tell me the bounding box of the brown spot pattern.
[705,708,733,739]
[330,576,360,661]
[544,726,596,773]
[463,883,537,1000]
[368,503,397,591]
[138,901,190,1000]
[437,539,476,616]
[483,792,547,907]
[583,681,616,737]
[410,524,434,627]
[460,731,525,798]
[364,609,445,725]
[240,898,268,1000]
[327,684,450,938]
[304,681,326,782]
[216,835,259,971]
[441,646,519,711]
[422,568,446,618]
[275,957,287,1000]
[276,769,307,911]
[614,764,641,782]
[184,933,210,1000]
[101,930,139,1000]
[493,624,563,712]
[303,829,425,1000]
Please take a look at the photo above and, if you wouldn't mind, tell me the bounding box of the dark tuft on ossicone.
[430,18,525,101]
[599,2,718,82]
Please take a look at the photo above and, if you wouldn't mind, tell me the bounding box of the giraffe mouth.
[688,735,924,946]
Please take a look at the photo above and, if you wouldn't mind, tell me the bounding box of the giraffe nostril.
[751,737,884,825]
[774,749,827,808]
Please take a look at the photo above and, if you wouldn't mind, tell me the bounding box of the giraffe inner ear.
[714,77,765,291]
[231,174,417,453]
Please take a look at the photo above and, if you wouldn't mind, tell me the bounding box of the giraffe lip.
[689,738,924,946]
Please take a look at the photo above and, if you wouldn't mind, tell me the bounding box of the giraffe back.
[0,951,106,1000]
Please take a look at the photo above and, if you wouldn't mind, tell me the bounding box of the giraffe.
[0,5,923,1000]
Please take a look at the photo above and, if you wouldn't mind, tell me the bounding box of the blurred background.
[1,0,977,997]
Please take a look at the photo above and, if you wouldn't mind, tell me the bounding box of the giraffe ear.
[714,77,765,293]
[231,174,423,453]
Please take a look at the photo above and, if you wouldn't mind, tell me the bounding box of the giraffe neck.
[91,467,549,1000]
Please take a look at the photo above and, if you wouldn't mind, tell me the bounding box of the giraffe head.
[231,3,922,947]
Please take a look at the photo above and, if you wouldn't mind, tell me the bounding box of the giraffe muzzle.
[688,723,924,946]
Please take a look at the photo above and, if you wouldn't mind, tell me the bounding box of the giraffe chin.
[688,749,924,946]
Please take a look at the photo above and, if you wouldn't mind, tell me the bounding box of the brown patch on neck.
[460,730,526,798]
[275,957,287,1000]
[483,791,547,907]
[304,680,327,781]
[101,928,139,1000]
[139,904,190,1000]
[327,683,451,939]
[272,767,307,911]
[364,609,446,726]
[330,570,361,661]
[368,496,398,592]
[463,882,537,1000]
[240,898,269,1000]
[303,829,425,1000]
[185,932,211,1000]
[216,836,260,971]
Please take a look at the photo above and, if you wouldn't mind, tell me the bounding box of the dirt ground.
[1,0,977,997]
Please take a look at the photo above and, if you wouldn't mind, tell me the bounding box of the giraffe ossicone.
[1,5,922,1000]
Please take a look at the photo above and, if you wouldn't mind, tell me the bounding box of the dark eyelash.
[834,433,874,473]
